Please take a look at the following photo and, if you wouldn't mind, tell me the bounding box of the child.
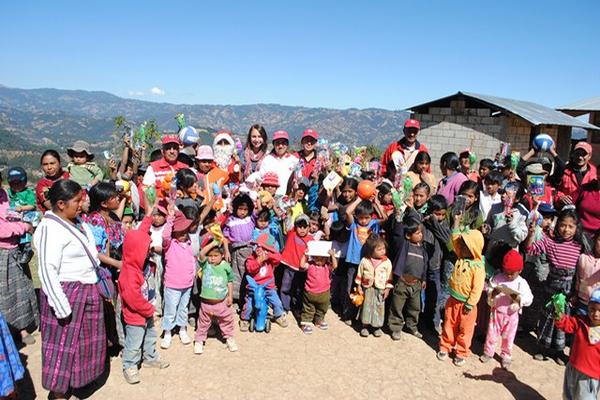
[479,170,502,221]
[252,209,281,252]
[160,209,196,349]
[574,229,600,315]
[376,182,395,219]
[389,217,428,340]
[149,203,168,315]
[480,250,533,370]
[330,220,351,309]
[483,181,528,253]
[240,234,287,331]
[437,213,485,366]
[343,199,381,324]
[308,211,325,240]
[194,240,237,354]
[555,288,600,400]
[354,234,393,337]
[223,193,255,303]
[280,214,314,314]
[459,149,480,183]
[436,152,468,206]
[260,171,280,197]
[119,202,169,384]
[175,168,203,212]
[526,209,585,364]
[66,140,104,187]
[6,167,38,264]
[449,180,483,230]
[412,182,431,215]
[406,151,437,192]
[299,246,338,333]
[478,158,494,182]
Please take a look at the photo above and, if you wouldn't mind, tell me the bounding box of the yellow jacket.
[448,229,485,310]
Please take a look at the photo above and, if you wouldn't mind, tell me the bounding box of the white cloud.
[128,91,145,96]
[150,87,166,96]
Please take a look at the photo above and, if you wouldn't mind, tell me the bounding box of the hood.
[122,229,152,271]
[458,229,484,261]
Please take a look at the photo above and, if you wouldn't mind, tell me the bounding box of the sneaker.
[302,325,313,335]
[343,319,353,326]
[360,328,369,337]
[555,354,567,366]
[479,354,493,363]
[453,357,466,367]
[533,353,547,361]
[274,314,289,328]
[436,351,448,361]
[188,317,196,327]
[226,338,238,352]
[501,358,512,370]
[179,329,192,345]
[316,321,328,330]
[239,320,250,332]
[407,330,423,339]
[391,331,402,341]
[194,341,204,355]
[123,367,140,384]
[142,359,170,369]
[161,333,172,349]
[373,329,383,338]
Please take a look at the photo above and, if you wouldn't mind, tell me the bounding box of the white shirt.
[259,153,299,196]
[33,211,99,318]
[479,190,502,221]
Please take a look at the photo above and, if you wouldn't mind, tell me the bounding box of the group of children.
[1,128,599,400]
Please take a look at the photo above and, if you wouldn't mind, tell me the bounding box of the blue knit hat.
[590,288,600,304]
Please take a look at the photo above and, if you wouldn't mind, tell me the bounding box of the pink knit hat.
[261,172,280,187]
[195,145,214,160]
[173,212,193,232]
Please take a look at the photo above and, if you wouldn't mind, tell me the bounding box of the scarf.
[243,147,265,178]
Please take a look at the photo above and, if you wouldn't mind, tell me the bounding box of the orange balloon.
[357,180,376,200]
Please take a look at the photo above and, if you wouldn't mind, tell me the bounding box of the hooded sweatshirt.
[448,228,486,310]
[118,216,155,325]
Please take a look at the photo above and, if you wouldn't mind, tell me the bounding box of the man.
[142,135,188,188]
[556,142,597,208]
[212,130,241,184]
[380,119,429,179]
[295,129,318,179]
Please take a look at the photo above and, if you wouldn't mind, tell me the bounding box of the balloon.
[532,134,554,152]
[357,180,376,200]
[179,126,200,146]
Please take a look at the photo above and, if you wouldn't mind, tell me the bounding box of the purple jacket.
[436,172,468,206]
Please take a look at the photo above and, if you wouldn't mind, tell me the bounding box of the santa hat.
[502,250,523,273]
[213,130,234,147]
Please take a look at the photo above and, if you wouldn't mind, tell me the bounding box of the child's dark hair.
[428,194,448,213]
[413,151,431,166]
[201,207,217,226]
[175,168,198,191]
[48,179,82,208]
[149,149,162,162]
[413,182,431,195]
[440,152,460,172]
[207,243,225,255]
[459,180,480,198]
[403,216,423,237]
[341,177,359,192]
[377,182,392,199]
[329,220,349,242]
[232,193,254,216]
[484,170,503,185]
[177,153,195,168]
[354,200,374,217]
[295,217,309,228]
[554,209,588,251]
[479,158,494,170]
[180,205,200,223]
[362,233,386,258]
[256,209,271,222]
[309,211,321,223]
[40,149,61,164]
[88,182,119,213]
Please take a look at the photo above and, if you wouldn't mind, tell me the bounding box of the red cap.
[261,172,280,187]
[172,211,193,232]
[162,135,181,146]
[404,119,421,129]
[302,129,318,140]
[502,250,523,273]
[574,141,592,156]
[272,130,289,142]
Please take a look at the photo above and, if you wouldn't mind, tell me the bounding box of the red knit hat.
[173,211,193,232]
[261,172,280,187]
[502,250,523,273]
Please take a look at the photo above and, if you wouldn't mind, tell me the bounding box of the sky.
[1,1,599,110]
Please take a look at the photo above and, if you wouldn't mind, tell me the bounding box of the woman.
[436,152,468,206]
[0,172,38,346]
[242,124,268,179]
[295,129,318,179]
[33,179,106,398]
[35,149,70,213]
[258,130,299,196]
[572,176,600,241]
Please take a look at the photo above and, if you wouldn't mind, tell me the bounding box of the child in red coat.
[118,203,169,384]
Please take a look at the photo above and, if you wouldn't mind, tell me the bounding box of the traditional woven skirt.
[359,287,386,328]
[40,282,106,393]
[0,248,39,331]
[0,311,25,396]
[537,266,575,351]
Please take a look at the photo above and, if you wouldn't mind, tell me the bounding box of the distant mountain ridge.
[0,85,410,149]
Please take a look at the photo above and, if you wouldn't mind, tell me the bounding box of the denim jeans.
[241,287,285,321]
[279,266,306,312]
[122,319,159,370]
[162,287,192,331]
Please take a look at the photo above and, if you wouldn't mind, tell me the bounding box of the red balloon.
[357,180,376,200]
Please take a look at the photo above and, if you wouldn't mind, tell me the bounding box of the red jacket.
[380,139,429,178]
[572,181,600,236]
[118,216,155,325]
[556,164,597,204]
[280,230,313,270]
[245,252,282,289]
[555,315,600,380]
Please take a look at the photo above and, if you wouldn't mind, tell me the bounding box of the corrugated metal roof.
[408,91,600,130]
[557,96,600,112]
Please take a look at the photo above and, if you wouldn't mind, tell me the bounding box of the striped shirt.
[526,234,582,270]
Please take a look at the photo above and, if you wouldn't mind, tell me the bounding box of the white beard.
[214,144,234,170]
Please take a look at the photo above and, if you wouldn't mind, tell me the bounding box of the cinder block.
[433,115,444,122]
[468,116,482,124]
[477,109,491,117]
[429,107,441,115]
[420,114,432,121]
[439,108,452,116]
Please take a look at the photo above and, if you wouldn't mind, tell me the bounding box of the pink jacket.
[162,218,196,289]
[576,254,600,305]
[0,189,29,249]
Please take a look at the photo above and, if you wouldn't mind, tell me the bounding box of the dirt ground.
[17,313,565,400]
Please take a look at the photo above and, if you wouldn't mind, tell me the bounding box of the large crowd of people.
[0,119,599,399]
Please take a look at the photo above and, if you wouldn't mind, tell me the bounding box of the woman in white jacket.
[258,130,299,196]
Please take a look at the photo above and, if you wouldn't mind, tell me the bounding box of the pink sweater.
[0,189,29,249]
[162,218,196,289]
[576,254,600,305]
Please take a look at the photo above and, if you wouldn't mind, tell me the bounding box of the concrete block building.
[405,91,599,166]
